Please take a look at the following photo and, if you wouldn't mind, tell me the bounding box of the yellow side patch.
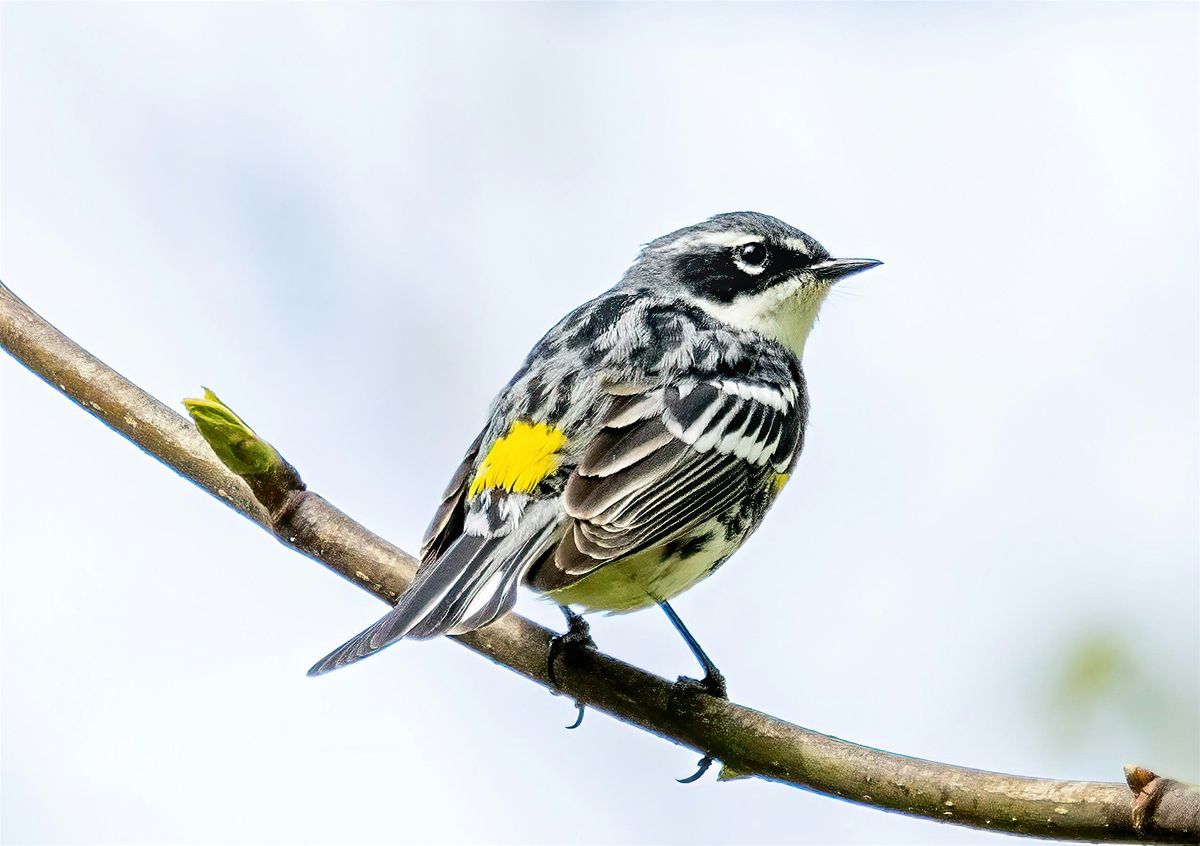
[468,421,568,498]
[771,473,790,494]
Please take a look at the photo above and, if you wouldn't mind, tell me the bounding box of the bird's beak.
[810,257,883,282]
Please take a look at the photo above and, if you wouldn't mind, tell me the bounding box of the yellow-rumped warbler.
[309,212,879,695]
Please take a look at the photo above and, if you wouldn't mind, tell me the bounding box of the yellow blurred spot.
[469,421,567,497]
[771,473,790,493]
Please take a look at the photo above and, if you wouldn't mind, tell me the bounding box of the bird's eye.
[733,242,769,274]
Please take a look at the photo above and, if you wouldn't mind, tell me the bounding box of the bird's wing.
[537,375,805,585]
[419,431,484,564]
[309,422,567,677]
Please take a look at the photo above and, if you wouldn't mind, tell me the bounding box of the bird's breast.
[542,518,742,613]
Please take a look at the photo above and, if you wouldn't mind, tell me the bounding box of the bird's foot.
[672,669,728,700]
[547,609,595,729]
[669,671,726,783]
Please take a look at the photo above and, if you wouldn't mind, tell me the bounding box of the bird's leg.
[659,600,727,698]
[659,600,725,783]
[546,605,595,729]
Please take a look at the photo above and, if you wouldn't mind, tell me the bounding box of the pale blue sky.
[2,2,1197,843]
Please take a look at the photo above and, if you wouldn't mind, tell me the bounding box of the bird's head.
[624,211,880,357]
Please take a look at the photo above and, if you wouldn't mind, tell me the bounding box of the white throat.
[691,277,831,359]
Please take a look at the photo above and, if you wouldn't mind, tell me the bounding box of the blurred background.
[2,2,1196,843]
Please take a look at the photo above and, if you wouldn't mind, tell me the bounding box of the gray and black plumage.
[308,212,879,678]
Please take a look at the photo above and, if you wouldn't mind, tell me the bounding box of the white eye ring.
[732,242,769,275]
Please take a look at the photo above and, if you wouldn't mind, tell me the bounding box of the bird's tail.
[307,517,557,677]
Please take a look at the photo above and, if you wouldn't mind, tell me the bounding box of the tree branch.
[2,280,1196,843]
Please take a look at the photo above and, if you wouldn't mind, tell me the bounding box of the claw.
[678,755,714,784]
[545,637,570,690]
[564,702,586,730]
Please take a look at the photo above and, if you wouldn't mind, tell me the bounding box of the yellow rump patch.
[771,473,790,494]
[469,421,568,498]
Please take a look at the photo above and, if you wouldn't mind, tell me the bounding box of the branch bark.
[2,280,1196,843]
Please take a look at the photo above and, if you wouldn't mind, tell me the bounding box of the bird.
[307,212,880,703]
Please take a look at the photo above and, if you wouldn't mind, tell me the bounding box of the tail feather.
[413,516,558,637]
[308,499,564,678]
[307,533,493,677]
